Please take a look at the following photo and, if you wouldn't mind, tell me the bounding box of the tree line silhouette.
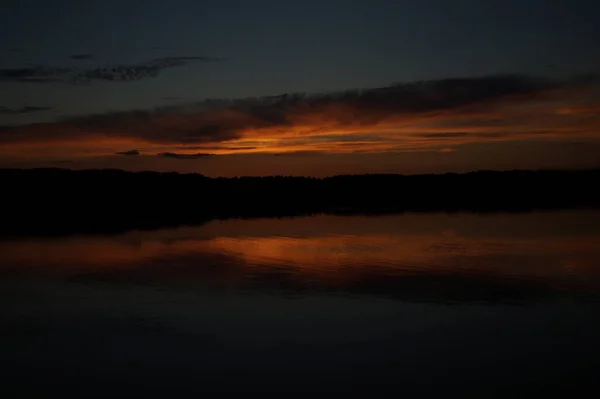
[2,167,600,237]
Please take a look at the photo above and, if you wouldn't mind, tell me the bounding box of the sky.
[1,0,600,176]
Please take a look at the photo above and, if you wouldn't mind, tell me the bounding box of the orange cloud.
[1,74,600,161]
[557,105,600,115]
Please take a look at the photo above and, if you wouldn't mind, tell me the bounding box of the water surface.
[2,211,600,396]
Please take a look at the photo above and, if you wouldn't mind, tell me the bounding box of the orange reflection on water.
[203,232,600,281]
[0,212,598,287]
[2,212,600,292]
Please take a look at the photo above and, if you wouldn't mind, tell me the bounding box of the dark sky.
[2,0,600,175]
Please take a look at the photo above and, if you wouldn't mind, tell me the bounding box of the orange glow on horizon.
[1,84,600,163]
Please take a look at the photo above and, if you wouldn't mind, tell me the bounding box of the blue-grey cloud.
[0,66,72,83]
[70,54,94,60]
[0,105,52,115]
[0,56,224,84]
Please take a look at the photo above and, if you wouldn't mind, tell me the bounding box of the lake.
[2,211,600,396]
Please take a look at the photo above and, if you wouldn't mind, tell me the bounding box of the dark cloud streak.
[70,54,94,60]
[0,66,72,83]
[157,152,215,159]
[175,146,257,151]
[116,150,140,156]
[0,56,223,84]
[0,105,52,115]
[419,132,471,138]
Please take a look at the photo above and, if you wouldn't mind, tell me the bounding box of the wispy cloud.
[0,56,223,84]
[174,145,257,151]
[116,149,140,156]
[73,56,224,83]
[0,105,52,115]
[1,74,599,159]
[419,132,471,138]
[157,152,215,159]
[557,105,600,116]
[0,66,72,83]
[69,54,94,60]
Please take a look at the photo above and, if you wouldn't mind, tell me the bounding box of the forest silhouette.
[2,167,600,237]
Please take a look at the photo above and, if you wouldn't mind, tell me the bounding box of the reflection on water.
[3,211,600,302]
[2,211,600,395]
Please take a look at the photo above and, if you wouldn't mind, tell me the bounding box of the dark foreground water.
[2,211,600,396]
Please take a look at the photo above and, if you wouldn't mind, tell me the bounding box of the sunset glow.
[2,77,600,174]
